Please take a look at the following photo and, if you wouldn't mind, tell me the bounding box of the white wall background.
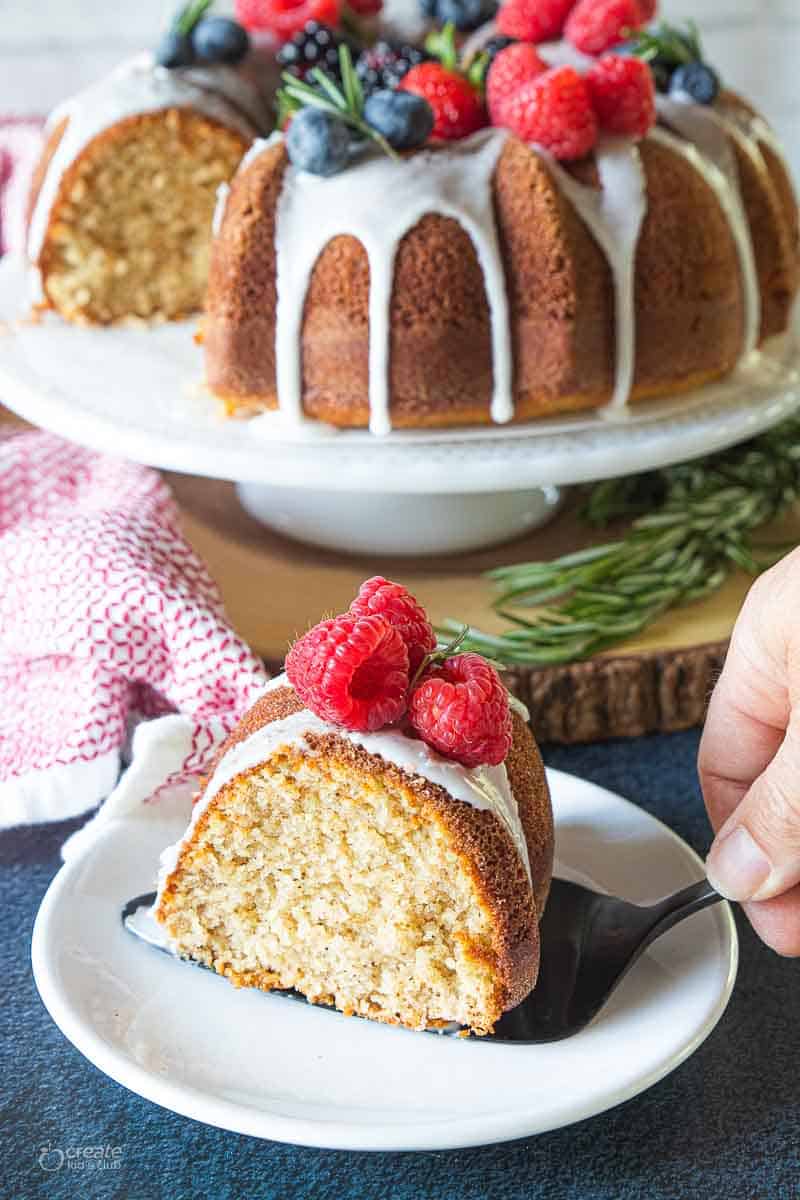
[1,0,799,176]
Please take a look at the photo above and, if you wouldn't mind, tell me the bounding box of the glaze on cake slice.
[154,580,554,1036]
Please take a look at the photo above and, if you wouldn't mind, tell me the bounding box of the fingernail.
[706,827,771,901]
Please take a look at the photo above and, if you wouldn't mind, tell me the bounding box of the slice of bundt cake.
[27,9,274,325]
[154,579,553,1035]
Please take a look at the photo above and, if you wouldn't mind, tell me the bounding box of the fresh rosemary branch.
[173,0,213,36]
[441,417,800,667]
[626,20,703,67]
[276,46,399,160]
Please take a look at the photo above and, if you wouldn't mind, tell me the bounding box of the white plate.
[1,256,799,492]
[32,768,737,1151]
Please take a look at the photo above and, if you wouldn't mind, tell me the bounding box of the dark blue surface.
[3,729,799,1200]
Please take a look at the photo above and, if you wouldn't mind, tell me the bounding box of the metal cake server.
[123,876,723,1044]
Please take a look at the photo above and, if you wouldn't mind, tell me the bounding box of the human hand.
[699,546,800,955]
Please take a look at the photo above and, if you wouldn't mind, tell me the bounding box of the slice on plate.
[155,580,554,1035]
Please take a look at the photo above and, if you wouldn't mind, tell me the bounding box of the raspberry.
[586,54,655,137]
[234,0,341,41]
[486,42,548,126]
[349,577,436,673]
[497,64,597,160]
[637,0,657,19]
[286,613,410,731]
[348,0,383,13]
[408,653,513,767]
[399,62,487,140]
[496,0,575,44]
[565,0,643,56]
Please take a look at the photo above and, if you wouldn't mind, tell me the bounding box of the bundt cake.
[152,579,553,1035]
[27,48,274,324]
[203,12,800,433]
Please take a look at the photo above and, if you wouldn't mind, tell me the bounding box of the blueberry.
[670,60,720,105]
[436,0,496,31]
[286,108,352,176]
[156,30,194,69]
[192,17,250,65]
[364,89,434,151]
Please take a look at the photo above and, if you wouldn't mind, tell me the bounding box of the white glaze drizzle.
[537,40,595,72]
[538,136,648,416]
[656,96,761,356]
[212,39,777,433]
[649,121,761,359]
[154,673,533,932]
[28,52,270,264]
[273,128,512,435]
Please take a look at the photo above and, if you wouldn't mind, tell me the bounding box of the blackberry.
[277,22,352,82]
[355,41,433,95]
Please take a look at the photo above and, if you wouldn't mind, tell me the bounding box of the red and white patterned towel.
[0,431,269,833]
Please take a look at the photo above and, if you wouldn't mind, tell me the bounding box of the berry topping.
[494,64,597,161]
[586,54,655,138]
[349,577,437,672]
[286,106,352,175]
[435,0,498,33]
[399,61,486,140]
[565,0,644,56]
[486,41,547,126]
[286,613,410,732]
[622,20,719,102]
[277,22,352,81]
[157,0,251,68]
[156,31,195,68]
[364,88,435,148]
[192,16,251,64]
[670,59,720,105]
[356,40,433,94]
[408,653,513,768]
[235,0,341,41]
[496,0,574,45]
[347,0,384,13]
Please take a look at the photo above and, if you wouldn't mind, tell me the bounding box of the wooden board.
[165,473,800,744]
[4,406,795,744]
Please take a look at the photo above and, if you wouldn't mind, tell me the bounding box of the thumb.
[706,719,800,902]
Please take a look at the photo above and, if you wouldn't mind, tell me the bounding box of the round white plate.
[1,256,799,493]
[32,768,737,1151]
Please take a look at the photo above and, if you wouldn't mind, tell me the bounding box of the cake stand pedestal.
[2,257,799,557]
[235,481,563,555]
[3,254,800,740]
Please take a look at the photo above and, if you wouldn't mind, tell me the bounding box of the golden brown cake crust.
[172,683,553,1018]
[204,115,799,428]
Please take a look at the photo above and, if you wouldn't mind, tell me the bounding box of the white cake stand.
[2,256,799,555]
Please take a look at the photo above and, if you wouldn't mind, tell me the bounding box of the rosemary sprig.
[172,0,213,36]
[276,45,399,160]
[626,19,703,67]
[441,417,800,667]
